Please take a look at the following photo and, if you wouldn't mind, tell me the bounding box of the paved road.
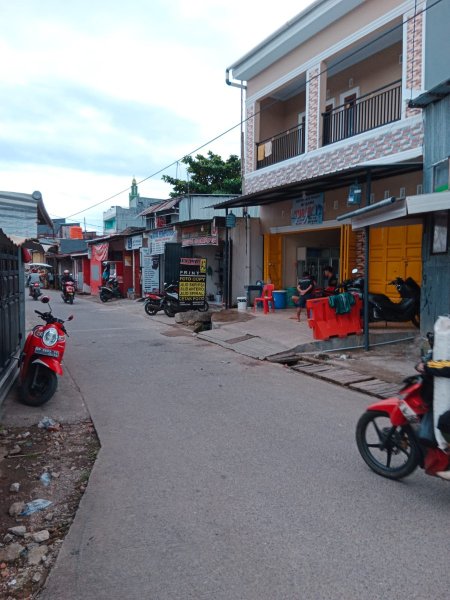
[39,291,449,600]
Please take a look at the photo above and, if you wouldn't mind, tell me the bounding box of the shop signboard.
[178,257,207,307]
[150,228,177,254]
[125,235,143,250]
[140,248,160,293]
[181,223,219,246]
[291,193,324,225]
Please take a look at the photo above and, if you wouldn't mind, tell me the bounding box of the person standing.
[293,271,314,322]
[323,265,337,294]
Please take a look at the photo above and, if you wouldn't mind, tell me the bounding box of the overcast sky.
[0,0,314,231]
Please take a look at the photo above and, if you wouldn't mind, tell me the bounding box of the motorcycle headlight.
[42,327,58,347]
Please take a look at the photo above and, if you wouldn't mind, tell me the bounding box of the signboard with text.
[140,248,160,293]
[291,194,324,225]
[181,223,219,246]
[150,228,177,254]
[178,257,207,307]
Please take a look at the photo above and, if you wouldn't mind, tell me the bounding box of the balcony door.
[340,88,359,139]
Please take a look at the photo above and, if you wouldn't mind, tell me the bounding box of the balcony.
[322,80,402,146]
[256,122,305,170]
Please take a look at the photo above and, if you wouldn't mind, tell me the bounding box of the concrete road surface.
[34,291,449,600]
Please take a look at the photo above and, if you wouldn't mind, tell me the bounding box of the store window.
[431,210,449,255]
[433,159,449,192]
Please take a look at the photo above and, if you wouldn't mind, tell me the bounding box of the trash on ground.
[20,499,52,516]
[37,417,61,432]
[39,472,52,486]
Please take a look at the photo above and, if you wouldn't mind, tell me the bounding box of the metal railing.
[322,80,402,146]
[256,122,305,169]
[0,231,21,386]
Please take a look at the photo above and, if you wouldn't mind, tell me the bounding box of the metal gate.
[163,243,193,285]
[0,230,23,398]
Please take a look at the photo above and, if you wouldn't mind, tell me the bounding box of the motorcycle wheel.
[356,410,420,479]
[144,302,159,316]
[163,303,176,318]
[100,292,109,303]
[197,301,209,312]
[19,365,58,407]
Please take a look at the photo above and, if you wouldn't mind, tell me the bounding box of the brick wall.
[244,118,423,195]
[306,67,320,153]
[405,5,423,118]
[245,104,255,176]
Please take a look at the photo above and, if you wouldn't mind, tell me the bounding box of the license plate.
[35,347,59,358]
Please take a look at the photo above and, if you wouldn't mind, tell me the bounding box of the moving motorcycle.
[99,277,122,302]
[30,282,42,301]
[18,296,73,406]
[355,334,450,480]
[61,280,76,304]
[341,270,420,328]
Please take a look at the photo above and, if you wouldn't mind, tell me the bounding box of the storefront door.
[264,234,282,289]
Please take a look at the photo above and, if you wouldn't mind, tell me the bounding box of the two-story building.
[221,0,425,297]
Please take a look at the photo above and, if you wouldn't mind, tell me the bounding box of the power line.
[63,0,440,221]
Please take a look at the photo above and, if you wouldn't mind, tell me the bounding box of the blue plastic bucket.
[273,290,287,309]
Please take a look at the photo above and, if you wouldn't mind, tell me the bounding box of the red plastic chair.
[253,284,275,314]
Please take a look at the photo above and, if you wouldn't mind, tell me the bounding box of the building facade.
[225,0,425,294]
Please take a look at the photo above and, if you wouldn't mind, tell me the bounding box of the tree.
[162,152,241,197]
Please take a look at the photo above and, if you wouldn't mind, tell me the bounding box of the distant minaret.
[129,178,140,208]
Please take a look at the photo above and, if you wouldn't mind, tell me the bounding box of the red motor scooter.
[18,296,73,406]
[355,334,450,480]
[61,281,75,304]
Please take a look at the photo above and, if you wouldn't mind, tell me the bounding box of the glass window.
[433,159,449,192]
[431,211,449,254]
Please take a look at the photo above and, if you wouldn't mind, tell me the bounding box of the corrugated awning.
[212,153,422,209]
[337,191,450,229]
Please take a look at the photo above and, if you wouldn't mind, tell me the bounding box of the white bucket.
[237,296,247,311]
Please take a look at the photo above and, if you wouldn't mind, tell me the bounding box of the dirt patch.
[211,309,254,324]
[0,420,99,599]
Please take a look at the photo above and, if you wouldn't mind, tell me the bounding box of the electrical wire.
[63,0,441,221]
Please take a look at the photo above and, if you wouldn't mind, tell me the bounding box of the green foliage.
[162,151,241,197]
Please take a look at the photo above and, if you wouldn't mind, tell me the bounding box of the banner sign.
[125,235,143,250]
[178,257,207,307]
[91,242,109,262]
[291,194,324,225]
[140,248,160,293]
[149,228,177,254]
[181,223,219,247]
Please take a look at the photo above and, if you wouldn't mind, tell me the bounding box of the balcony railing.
[322,80,402,146]
[256,122,305,170]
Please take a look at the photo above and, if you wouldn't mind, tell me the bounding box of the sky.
[0,0,315,232]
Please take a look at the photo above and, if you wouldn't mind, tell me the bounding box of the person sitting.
[323,266,338,295]
[292,271,314,322]
[27,269,41,296]
[60,269,75,290]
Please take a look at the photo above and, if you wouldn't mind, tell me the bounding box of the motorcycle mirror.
[67,315,74,321]
[40,296,50,304]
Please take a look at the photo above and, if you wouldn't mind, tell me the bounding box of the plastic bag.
[20,499,52,516]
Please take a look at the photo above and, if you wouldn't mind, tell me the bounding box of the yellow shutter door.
[264,233,282,289]
[369,224,422,297]
[339,224,357,282]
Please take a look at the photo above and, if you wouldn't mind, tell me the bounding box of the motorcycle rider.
[60,270,75,295]
[27,269,41,297]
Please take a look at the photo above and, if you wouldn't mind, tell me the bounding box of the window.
[433,159,449,192]
[431,210,449,254]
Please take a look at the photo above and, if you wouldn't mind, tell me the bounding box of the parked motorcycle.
[161,282,209,318]
[18,296,73,406]
[61,280,76,304]
[144,283,178,315]
[339,269,421,328]
[99,277,122,302]
[30,282,42,301]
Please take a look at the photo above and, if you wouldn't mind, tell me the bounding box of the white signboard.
[149,228,177,255]
[125,235,143,250]
[291,193,324,225]
[140,248,160,293]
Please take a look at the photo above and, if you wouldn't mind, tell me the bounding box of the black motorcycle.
[99,278,122,302]
[340,270,421,328]
[161,282,209,318]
